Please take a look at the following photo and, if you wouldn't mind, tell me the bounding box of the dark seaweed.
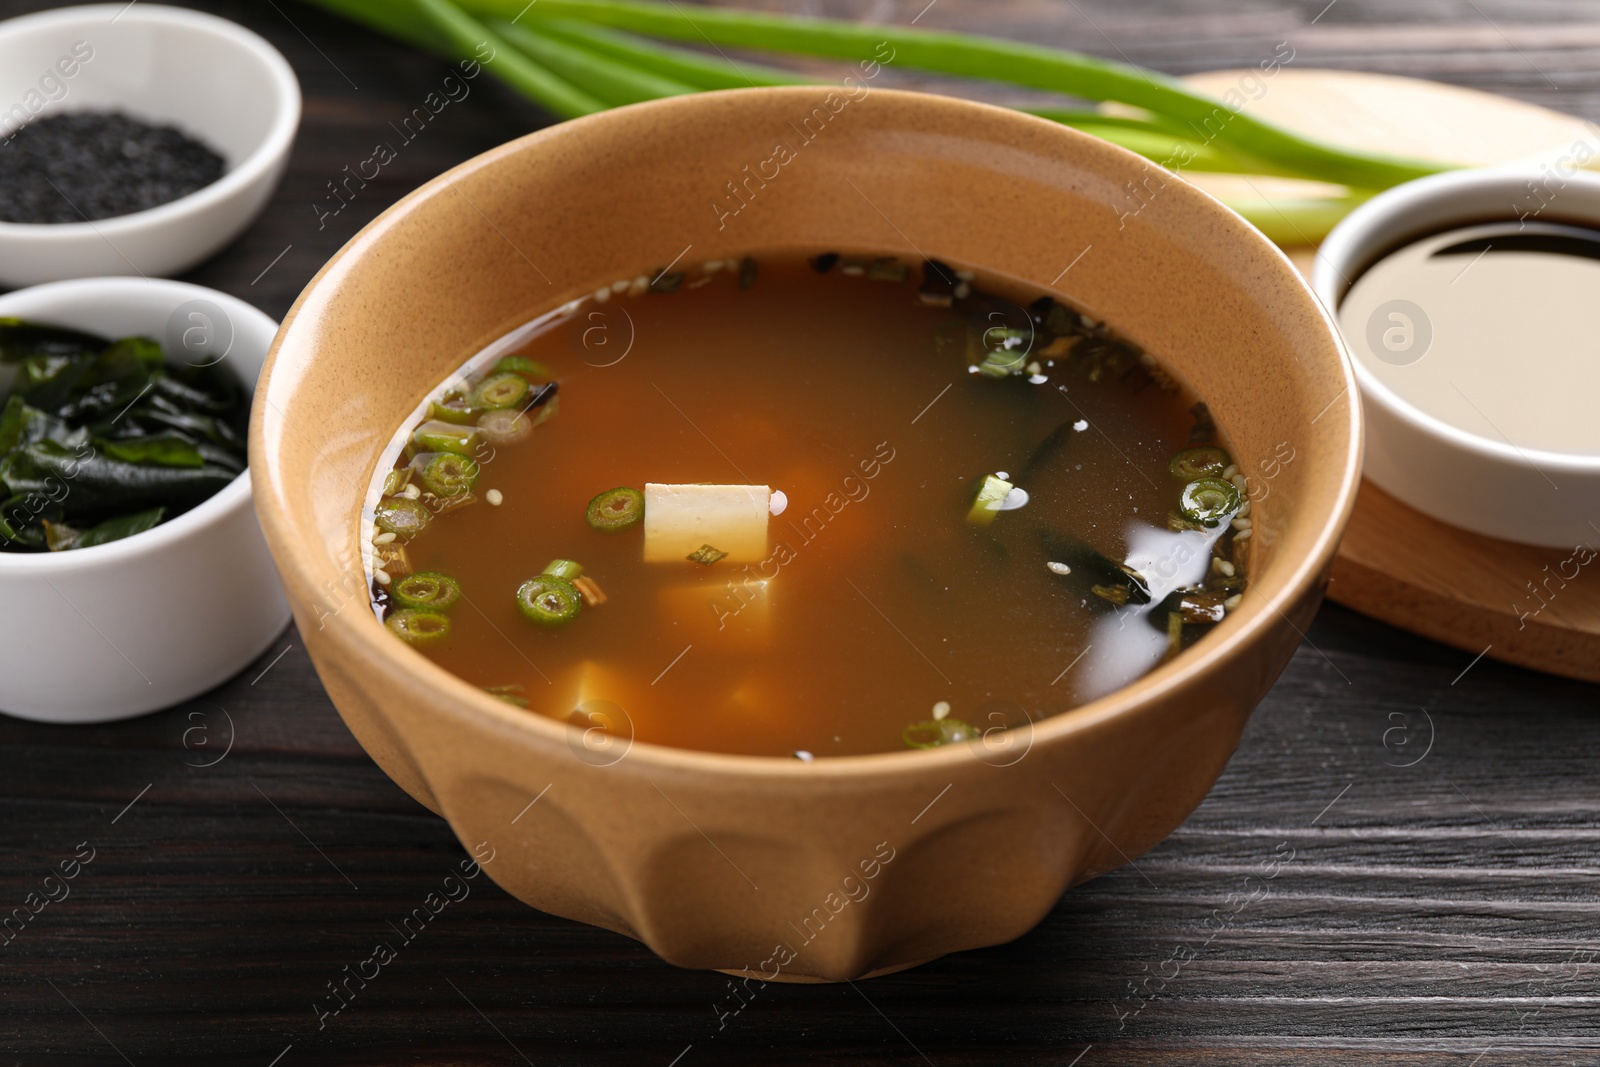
[0,320,247,552]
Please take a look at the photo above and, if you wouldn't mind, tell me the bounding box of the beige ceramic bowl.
[253,88,1360,981]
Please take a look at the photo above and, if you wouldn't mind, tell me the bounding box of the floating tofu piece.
[644,483,770,563]
[541,660,635,724]
[660,578,772,648]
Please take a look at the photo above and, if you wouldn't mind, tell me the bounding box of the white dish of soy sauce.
[1315,168,1600,548]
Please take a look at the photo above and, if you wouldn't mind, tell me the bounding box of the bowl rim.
[1313,166,1600,475]
[259,86,1364,779]
[0,276,274,574]
[0,2,301,238]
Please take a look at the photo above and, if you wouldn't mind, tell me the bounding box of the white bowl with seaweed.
[0,277,288,723]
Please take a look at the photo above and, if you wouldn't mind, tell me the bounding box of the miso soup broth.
[364,253,1252,758]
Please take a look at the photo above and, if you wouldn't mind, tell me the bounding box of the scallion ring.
[420,452,480,496]
[1179,477,1241,527]
[385,609,451,645]
[392,571,463,612]
[516,574,583,626]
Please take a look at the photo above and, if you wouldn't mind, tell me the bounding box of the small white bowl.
[0,277,290,723]
[1313,167,1600,548]
[0,4,300,287]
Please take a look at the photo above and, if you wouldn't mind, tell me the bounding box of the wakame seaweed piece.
[1038,531,1152,604]
[0,395,29,455]
[811,252,839,273]
[94,432,205,468]
[139,403,245,453]
[195,441,246,474]
[17,352,97,411]
[75,507,166,549]
[1021,420,1076,480]
[1150,588,1227,626]
[0,318,107,363]
[150,369,234,413]
[0,501,49,550]
[1179,478,1241,528]
[0,441,236,522]
[917,259,958,306]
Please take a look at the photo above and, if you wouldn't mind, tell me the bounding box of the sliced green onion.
[375,496,432,537]
[476,408,532,445]
[686,543,727,565]
[392,570,463,612]
[1180,477,1241,527]
[542,558,584,580]
[412,419,480,456]
[471,372,532,411]
[419,452,481,496]
[516,574,582,626]
[386,609,451,645]
[903,718,979,749]
[1169,446,1231,481]
[492,355,553,380]
[484,684,529,708]
[429,393,481,425]
[586,486,644,531]
[966,473,1013,525]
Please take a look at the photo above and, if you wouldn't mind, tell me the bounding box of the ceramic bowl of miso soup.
[252,87,1360,980]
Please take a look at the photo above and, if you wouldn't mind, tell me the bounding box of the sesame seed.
[486,488,504,506]
[593,287,610,303]
[953,281,971,300]
[1224,593,1243,610]
[701,259,724,273]
[932,701,951,720]
[1222,464,1239,480]
[1047,561,1071,575]
[628,275,649,296]
[374,568,391,585]
[1073,419,1088,431]
[402,484,422,500]
[1238,501,1252,517]
[1230,474,1248,490]
[1233,528,1253,541]
[793,750,814,761]
[1217,559,1236,577]
[955,269,975,281]
[1232,517,1252,529]
[374,531,397,545]
[611,279,629,293]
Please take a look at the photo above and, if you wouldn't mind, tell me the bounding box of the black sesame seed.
[0,111,226,224]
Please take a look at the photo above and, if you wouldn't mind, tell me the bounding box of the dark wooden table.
[3,1,1598,1063]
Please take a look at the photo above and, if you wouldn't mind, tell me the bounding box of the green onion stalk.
[300,0,1456,241]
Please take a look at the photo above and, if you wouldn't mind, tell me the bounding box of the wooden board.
[1178,69,1600,682]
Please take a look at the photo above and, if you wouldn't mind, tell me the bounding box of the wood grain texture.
[0,1,1597,1064]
